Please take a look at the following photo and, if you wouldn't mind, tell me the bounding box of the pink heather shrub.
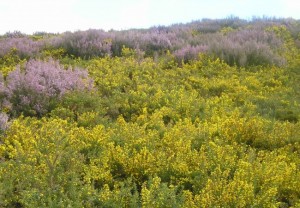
[0,73,4,91]
[0,18,290,67]
[3,31,26,38]
[50,29,113,58]
[111,29,178,57]
[111,30,139,56]
[0,37,44,58]
[174,44,209,63]
[0,112,9,131]
[175,28,286,66]
[0,112,9,132]
[0,73,7,109]
[207,29,286,66]
[5,59,93,117]
[138,31,173,55]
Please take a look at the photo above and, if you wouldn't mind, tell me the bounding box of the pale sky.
[0,0,299,35]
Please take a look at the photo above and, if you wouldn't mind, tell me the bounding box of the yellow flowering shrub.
[0,49,299,207]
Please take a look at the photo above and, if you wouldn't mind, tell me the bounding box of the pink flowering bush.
[170,28,286,66]
[138,31,174,56]
[0,74,7,109]
[174,44,208,63]
[111,28,178,57]
[50,29,113,58]
[0,112,9,132]
[0,37,44,59]
[4,59,93,117]
[207,28,286,66]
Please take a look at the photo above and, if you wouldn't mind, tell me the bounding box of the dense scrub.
[0,17,300,207]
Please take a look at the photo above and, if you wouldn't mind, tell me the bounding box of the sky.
[0,0,299,35]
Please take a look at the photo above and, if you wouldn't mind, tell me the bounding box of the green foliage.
[40,48,67,60]
[55,90,106,127]
[0,117,92,207]
[0,48,25,77]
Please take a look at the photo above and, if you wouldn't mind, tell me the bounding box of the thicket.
[0,17,300,207]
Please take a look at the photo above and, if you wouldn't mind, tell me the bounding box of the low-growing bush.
[174,44,208,63]
[0,112,9,132]
[50,29,113,58]
[0,37,44,59]
[3,58,93,117]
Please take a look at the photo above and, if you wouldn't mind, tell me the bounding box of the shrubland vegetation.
[0,17,300,207]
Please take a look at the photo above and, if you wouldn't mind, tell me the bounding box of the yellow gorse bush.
[0,46,299,207]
